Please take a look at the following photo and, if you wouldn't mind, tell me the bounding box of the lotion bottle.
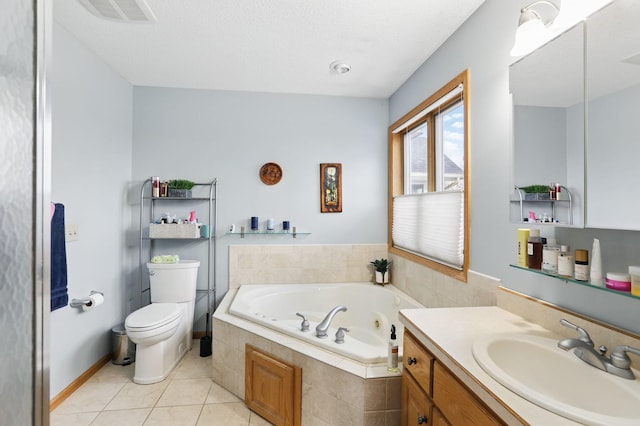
[387,325,399,372]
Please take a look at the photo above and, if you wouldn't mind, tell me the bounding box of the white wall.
[50,23,133,397]
[132,88,389,329]
[390,0,640,334]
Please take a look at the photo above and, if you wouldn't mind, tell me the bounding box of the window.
[389,70,469,281]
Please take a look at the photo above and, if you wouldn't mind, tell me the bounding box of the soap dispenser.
[387,325,399,372]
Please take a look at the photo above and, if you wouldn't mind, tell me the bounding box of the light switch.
[65,223,79,242]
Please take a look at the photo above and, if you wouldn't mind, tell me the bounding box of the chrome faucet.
[315,305,347,339]
[558,319,640,380]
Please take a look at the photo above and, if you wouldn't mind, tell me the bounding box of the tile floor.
[51,342,272,426]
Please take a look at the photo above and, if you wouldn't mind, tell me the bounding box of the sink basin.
[472,333,640,425]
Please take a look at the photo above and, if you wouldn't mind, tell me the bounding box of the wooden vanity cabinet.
[402,331,502,426]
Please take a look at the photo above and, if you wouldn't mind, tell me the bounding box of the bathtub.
[227,282,423,364]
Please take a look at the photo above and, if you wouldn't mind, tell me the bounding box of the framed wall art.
[320,163,342,213]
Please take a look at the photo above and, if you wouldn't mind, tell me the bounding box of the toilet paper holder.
[70,290,104,308]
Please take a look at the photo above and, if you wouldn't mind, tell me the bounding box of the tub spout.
[316,305,347,339]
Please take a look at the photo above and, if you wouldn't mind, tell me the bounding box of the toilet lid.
[125,303,181,329]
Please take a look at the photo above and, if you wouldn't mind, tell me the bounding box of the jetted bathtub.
[228,282,423,364]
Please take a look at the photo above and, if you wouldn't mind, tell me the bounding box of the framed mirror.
[509,22,585,227]
[585,0,640,230]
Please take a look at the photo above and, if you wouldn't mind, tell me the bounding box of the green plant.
[370,258,391,273]
[169,179,195,190]
[521,185,550,194]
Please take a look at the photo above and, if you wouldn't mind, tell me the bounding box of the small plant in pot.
[370,258,391,285]
[168,179,195,198]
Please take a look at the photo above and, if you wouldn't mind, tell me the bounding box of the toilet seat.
[125,303,181,333]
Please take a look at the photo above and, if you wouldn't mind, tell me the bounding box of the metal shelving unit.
[138,178,217,331]
[511,185,573,225]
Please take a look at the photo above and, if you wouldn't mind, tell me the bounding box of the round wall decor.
[259,162,283,185]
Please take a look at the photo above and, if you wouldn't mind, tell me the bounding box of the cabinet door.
[404,331,434,395]
[402,372,432,426]
[431,407,450,426]
[245,344,301,426]
[432,362,502,426]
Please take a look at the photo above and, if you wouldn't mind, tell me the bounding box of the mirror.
[510,23,585,227]
[585,0,640,230]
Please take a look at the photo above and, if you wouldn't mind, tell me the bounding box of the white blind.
[392,191,464,269]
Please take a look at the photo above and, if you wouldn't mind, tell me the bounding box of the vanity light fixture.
[510,0,560,57]
[329,61,352,74]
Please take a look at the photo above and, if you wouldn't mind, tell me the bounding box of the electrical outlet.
[65,224,79,242]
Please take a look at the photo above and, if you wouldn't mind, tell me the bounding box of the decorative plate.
[259,162,283,185]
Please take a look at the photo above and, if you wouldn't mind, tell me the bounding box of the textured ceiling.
[53,0,486,98]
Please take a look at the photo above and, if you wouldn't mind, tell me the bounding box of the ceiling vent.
[78,0,157,23]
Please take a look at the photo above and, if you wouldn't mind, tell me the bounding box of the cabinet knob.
[407,356,417,365]
[417,415,428,424]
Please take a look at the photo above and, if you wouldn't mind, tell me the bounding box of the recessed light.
[330,61,351,74]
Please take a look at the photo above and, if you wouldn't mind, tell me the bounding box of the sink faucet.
[315,305,347,339]
[558,319,640,380]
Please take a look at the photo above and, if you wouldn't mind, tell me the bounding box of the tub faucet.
[558,319,640,380]
[316,305,347,339]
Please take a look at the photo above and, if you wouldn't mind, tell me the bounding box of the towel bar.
[69,290,104,308]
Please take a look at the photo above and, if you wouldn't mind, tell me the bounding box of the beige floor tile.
[173,351,213,380]
[144,405,203,425]
[53,381,125,414]
[89,362,135,383]
[90,408,151,426]
[197,402,251,425]
[49,411,98,426]
[157,378,213,407]
[205,382,242,404]
[105,381,169,410]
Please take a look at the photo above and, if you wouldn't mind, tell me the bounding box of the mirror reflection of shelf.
[510,264,640,301]
[510,185,573,226]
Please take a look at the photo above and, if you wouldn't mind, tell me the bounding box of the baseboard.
[49,353,111,411]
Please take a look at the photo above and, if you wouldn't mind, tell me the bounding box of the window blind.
[392,191,464,269]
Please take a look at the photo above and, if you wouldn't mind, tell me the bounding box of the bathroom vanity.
[399,303,625,425]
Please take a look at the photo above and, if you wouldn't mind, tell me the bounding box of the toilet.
[125,260,200,384]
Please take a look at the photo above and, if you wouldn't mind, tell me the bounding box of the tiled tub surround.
[213,284,419,425]
[228,244,389,289]
[400,286,640,425]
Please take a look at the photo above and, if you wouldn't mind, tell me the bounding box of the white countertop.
[400,306,583,425]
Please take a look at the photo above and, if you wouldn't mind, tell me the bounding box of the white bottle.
[590,238,604,287]
[387,325,399,372]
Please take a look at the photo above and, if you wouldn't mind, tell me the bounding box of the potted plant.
[370,258,391,285]
[168,179,195,198]
[520,185,550,201]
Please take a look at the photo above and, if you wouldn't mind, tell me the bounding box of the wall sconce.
[510,0,560,57]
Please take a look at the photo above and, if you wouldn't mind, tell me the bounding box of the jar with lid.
[574,249,589,281]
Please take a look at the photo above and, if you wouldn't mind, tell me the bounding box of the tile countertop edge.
[399,306,582,426]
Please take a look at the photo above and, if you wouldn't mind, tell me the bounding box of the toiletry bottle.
[527,229,543,270]
[558,245,574,277]
[590,238,604,287]
[152,176,160,198]
[542,240,559,274]
[574,249,589,281]
[387,325,399,372]
[517,228,530,267]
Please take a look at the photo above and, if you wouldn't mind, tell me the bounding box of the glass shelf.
[226,231,310,239]
[510,264,640,301]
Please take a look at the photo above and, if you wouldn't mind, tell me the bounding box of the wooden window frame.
[388,69,470,282]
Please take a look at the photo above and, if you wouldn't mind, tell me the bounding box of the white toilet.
[125,260,200,384]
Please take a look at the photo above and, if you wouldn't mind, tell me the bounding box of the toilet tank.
[146,260,200,303]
